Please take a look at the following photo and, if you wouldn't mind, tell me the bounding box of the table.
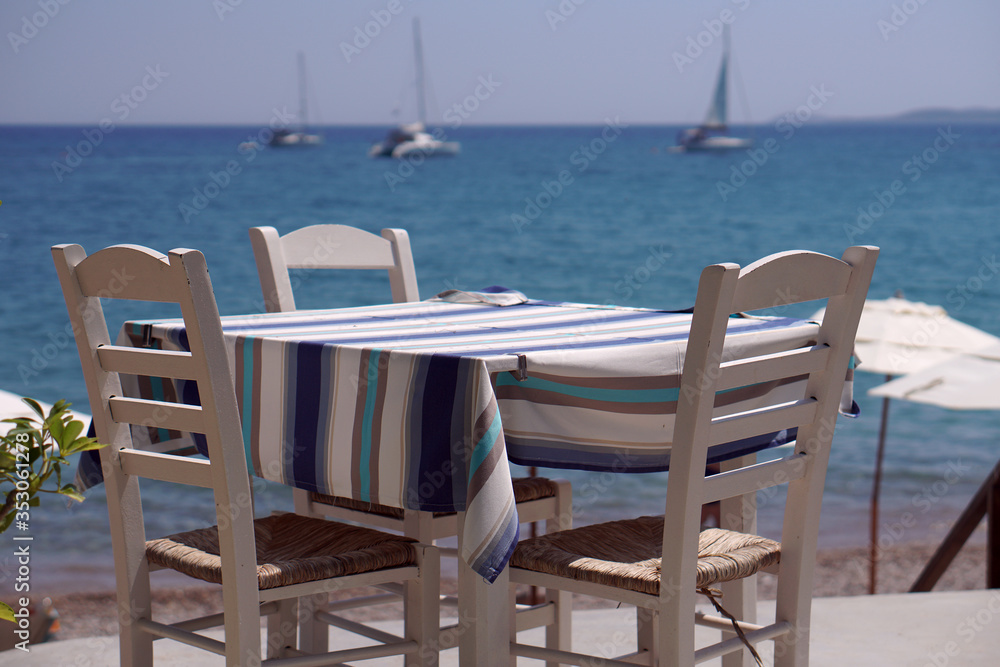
[85,290,841,663]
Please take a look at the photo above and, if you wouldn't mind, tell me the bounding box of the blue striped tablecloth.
[93,294,842,581]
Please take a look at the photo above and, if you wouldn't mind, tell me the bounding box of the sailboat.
[673,28,752,153]
[369,19,459,158]
[269,52,322,147]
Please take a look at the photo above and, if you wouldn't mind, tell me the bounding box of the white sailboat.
[269,52,322,147]
[369,19,459,158]
[673,28,752,153]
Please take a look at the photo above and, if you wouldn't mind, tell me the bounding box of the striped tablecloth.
[97,293,842,581]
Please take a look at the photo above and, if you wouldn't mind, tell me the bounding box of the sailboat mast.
[413,18,427,125]
[297,51,308,128]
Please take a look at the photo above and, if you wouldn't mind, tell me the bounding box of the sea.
[2,122,999,594]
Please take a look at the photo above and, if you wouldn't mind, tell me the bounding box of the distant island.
[795,107,1000,125]
[886,108,1000,124]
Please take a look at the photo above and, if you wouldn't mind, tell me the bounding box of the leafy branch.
[0,398,106,622]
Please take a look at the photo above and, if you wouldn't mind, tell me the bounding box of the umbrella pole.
[869,382,893,595]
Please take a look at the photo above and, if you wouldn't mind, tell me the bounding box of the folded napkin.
[430,286,528,307]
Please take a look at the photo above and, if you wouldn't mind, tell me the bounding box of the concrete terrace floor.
[3,589,999,666]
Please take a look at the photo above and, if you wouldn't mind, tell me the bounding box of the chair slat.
[716,345,830,391]
[97,345,199,380]
[279,225,397,269]
[732,250,853,313]
[708,399,818,447]
[701,453,808,504]
[118,449,214,488]
[109,396,207,434]
[73,245,180,303]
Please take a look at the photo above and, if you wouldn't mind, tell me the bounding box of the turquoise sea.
[2,123,999,593]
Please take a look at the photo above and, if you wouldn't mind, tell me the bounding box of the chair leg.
[297,591,330,654]
[720,454,758,667]
[719,577,758,667]
[773,476,823,667]
[266,598,298,658]
[543,588,571,667]
[658,586,697,667]
[509,586,519,667]
[406,544,440,667]
[636,605,658,665]
[117,571,154,667]
[544,479,574,664]
[220,566,266,666]
[112,481,154,667]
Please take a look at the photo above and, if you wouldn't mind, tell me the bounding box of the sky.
[2,0,999,126]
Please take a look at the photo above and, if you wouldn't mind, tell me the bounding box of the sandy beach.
[29,540,988,642]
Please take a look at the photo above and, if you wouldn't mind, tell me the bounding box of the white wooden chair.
[53,243,440,666]
[250,223,573,654]
[509,246,879,666]
[249,224,420,311]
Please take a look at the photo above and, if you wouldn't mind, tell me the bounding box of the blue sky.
[2,0,998,126]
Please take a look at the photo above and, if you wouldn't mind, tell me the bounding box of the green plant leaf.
[0,601,14,623]
[22,398,45,420]
[65,439,105,455]
[47,415,64,443]
[62,420,84,445]
[58,484,85,503]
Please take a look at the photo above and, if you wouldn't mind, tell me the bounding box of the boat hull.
[269,131,322,147]
[673,136,753,153]
[369,127,460,158]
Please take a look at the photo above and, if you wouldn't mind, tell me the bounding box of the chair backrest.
[249,224,419,312]
[52,244,259,645]
[660,246,878,601]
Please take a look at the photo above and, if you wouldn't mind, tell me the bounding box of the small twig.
[698,587,764,667]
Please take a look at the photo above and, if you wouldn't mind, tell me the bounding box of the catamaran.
[369,19,459,158]
[269,52,322,147]
[673,28,752,153]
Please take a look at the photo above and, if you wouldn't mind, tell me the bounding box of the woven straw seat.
[512,517,780,596]
[147,513,418,590]
[311,476,561,520]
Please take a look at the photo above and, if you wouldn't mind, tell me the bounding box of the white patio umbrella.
[870,343,1000,410]
[870,343,1000,590]
[813,295,1000,594]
